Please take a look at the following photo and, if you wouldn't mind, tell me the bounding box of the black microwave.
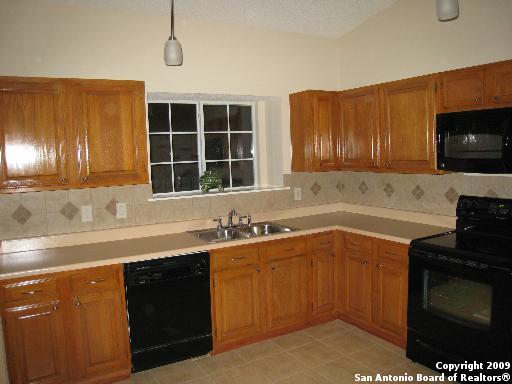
[436,107,512,173]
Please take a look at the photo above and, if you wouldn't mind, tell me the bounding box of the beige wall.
[336,0,512,89]
[0,0,341,174]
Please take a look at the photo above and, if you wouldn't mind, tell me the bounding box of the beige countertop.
[0,211,452,280]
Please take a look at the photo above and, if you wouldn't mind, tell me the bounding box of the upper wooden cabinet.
[70,80,148,187]
[0,78,71,191]
[0,76,148,193]
[437,59,512,112]
[380,75,436,173]
[290,91,339,172]
[338,86,380,170]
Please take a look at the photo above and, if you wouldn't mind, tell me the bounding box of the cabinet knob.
[376,263,382,268]
[81,177,89,183]
[52,303,59,311]
[74,297,81,307]
[385,162,391,168]
[59,177,68,183]
[363,260,369,265]
[473,97,480,103]
[271,265,276,270]
[494,96,501,101]
[256,267,261,273]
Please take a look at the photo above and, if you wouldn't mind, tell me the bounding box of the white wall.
[336,0,512,89]
[0,0,341,174]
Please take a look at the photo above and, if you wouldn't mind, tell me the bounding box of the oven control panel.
[457,195,512,219]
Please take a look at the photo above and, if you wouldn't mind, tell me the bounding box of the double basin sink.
[191,222,297,243]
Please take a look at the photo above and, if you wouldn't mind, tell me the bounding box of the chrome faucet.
[227,209,239,228]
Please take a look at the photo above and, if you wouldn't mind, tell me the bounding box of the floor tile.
[275,369,332,384]
[250,351,307,381]
[321,330,376,355]
[195,351,245,375]
[118,371,157,384]
[385,361,450,384]
[151,359,205,383]
[348,344,406,372]
[303,320,347,339]
[314,356,376,383]
[237,340,284,362]
[375,338,406,357]
[287,341,341,368]
[211,363,272,384]
[273,330,315,350]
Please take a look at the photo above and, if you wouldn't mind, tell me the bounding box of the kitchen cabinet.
[0,265,131,384]
[338,86,380,170]
[339,232,409,347]
[380,75,436,173]
[0,76,148,193]
[438,59,512,112]
[310,232,337,319]
[261,238,309,330]
[70,80,148,188]
[290,91,339,172]
[0,77,71,192]
[211,247,262,347]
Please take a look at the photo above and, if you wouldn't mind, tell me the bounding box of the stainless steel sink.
[190,222,296,243]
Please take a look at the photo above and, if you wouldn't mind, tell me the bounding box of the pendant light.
[436,0,459,21]
[164,0,183,66]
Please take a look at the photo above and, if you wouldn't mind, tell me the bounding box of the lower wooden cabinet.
[0,265,131,384]
[340,233,409,347]
[310,233,337,319]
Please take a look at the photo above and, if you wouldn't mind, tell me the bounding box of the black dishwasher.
[124,251,212,372]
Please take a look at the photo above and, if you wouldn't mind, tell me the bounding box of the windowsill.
[147,186,290,201]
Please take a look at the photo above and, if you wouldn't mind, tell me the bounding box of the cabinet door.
[486,60,512,106]
[338,87,380,170]
[212,265,261,344]
[312,93,339,171]
[3,301,67,384]
[380,76,436,173]
[0,78,71,192]
[312,247,336,318]
[265,255,309,330]
[71,290,130,378]
[373,257,408,344]
[438,67,485,112]
[343,250,372,323]
[71,80,148,187]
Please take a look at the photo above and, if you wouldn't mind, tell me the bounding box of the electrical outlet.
[116,202,127,219]
[81,205,93,223]
[294,187,303,201]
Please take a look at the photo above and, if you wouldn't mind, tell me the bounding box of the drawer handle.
[284,248,295,252]
[231,256,246,261]
[85,279,106,285]
[21,289,43,296]
[74,297,81,307]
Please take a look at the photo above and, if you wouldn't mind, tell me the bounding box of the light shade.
[436,0,459,21]
[164,38,183,66]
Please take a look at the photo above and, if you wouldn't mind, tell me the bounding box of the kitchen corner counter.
[0,211,452,280]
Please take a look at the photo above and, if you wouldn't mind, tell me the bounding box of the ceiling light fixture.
[164,0,183,66]
[436,0,459,22]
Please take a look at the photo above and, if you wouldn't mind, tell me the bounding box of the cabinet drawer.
[212,247,259,271]
[261,237,306,261]
[344,233,372,253]
[377,241,408,264]
[311,232,335,251]
[1,277,58,305]
[70,265,120,294]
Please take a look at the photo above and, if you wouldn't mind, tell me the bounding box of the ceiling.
[44,0,398,38]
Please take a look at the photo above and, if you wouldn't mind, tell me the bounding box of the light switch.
[294,187,303,201]
[81,205,93,223]
[116,202,127,219]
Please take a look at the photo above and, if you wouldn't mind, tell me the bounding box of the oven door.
[408,248,512,365]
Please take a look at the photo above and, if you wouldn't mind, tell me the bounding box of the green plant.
[199,170,224,193]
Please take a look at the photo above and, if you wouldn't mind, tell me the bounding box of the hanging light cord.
[170,0,175,39]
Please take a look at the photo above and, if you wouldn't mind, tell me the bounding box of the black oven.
[407,196,512,376]
[436,107,512,173]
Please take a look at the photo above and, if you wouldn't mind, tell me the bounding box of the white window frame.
[148,99,258,197]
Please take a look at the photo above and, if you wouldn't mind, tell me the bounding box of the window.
[147,101,256,195]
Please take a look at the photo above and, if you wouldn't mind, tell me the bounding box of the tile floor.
[120,320,447,384]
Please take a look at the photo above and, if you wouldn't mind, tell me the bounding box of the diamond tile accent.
[336,181,344,193]
[412,185,425,200]
[444,187,459,204]
[310,182,321,196]
[105,198,118,216]
[383,183,394,197]
[485,189,498,198]
[358,181,368,194]
[59,202,79,221]
[11,205,32,225]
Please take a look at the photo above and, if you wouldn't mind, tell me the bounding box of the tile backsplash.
[1,171,511,241]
